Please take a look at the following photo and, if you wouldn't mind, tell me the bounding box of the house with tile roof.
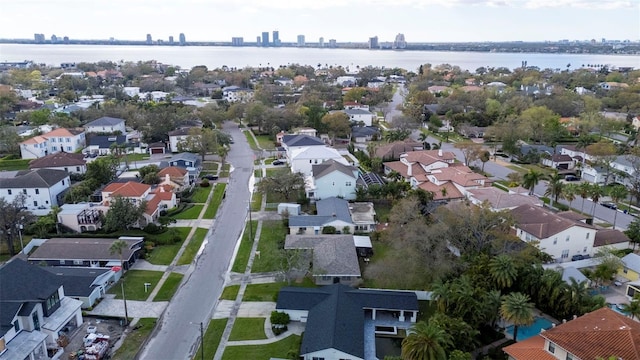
[275,284,418,360]
[305,160,359,201]
[158,166,190,190]
[28,151,87,174]
[0,168,70,215]
[0,258,83,360]
[503,307,640,360]
[101,181,174,225]
[285,235,361,285]
[19,127,86,159]
[510,205,597,262]
[467,187,543,211]
[84,116,126,134]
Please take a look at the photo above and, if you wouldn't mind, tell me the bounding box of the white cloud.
[524,0,636,9]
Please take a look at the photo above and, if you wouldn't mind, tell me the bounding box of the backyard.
[251,220,288,273]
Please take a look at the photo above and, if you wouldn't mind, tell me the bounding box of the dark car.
[571,254,584,261]
[601,201,617,210]
[564,175,579,181]
[202,174,218,180]
[272,160,285,166]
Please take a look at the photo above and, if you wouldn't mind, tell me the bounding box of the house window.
[73,260,83,265]
[33,201,38,206]
[548,343,555,353]
[67,146,72,151]
[346,182,352,186]
[586,233,590,239]
[553,237,557,245]
[566,354,574,360]
[32,312,40,331]
[23,189,27,194]
[561,250,570,259]
[624,267,629,274]
[7,189,11,195]
[76,166,80,171]
[583,247,587,253]
[565,235,570,242]
[312,358,325,360]
[13,319,20,331]
[60,260,66,265]
[66,138,70,142]
[52,146,57,151]
[51,138,56,142]
[62,180,65,185]
[35,189,39,194]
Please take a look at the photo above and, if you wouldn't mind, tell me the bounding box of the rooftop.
[285,235,361,277]
[85,116,125,127]
[28,237,143,262]
[0,168,68,189]
[28,151,86,169]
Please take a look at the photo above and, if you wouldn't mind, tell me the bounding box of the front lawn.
[220,163,231,177]
[177,228,209,265]
[228,318,267,341]
[110,318,157,360]
[124,153,149,162]
[171,205,204,219]
[244,131,259,150]
[193,318,228,360]
[191,186,212,203]
[243,278,316,302]
[203,183,226,219]
[153,272,184,301]
[254,134,275,150]
[251,220,287,273]
[145,228,191,265]
[231,220,258,273]
[220,285,240,300]
[108,270,164,300]
[251,191,263,211]
[203,162,220,171]
[222,335,301,360]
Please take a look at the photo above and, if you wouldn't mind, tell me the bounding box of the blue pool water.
[505,317,554,341]
[608,303,629,316]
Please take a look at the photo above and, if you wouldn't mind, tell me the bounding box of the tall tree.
[86,156,119,186]
[522,169,544,196]
[609,185,628,230]
[586,141,618,185]
[489,254,517,289]
[321,112,351,142]
[500,292,534,342]
[562,183,578,210]
[103,196,147,232]
[0,194,33,256]
[578,182,592,213]
[625,218,640,251]
[401,320,452,360]
[178,127,219,161]
[620,295,640,321]
[454,141,482,167]
[589,184,606,217]
[109,239,128,269]
[256,170,305,202]
[544,171,564,208]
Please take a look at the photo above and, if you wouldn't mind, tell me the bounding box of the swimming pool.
[608,303,629,316]
[505,317,554,341]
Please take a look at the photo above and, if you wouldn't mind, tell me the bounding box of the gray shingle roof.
[28,152,86,169]
[285,235,361,277]
[288,215,334,227]
[344,108,373,115]
[316,197,352,223]
[282,134,324,147]
[29,238,143,262]
[0,168,68,188]
[276,284,418,359]
[622,253,640,273]
[351,126,380,138]
[85,116,125,127]
[169,152,199,164]
[88,135,127,148]
[44,267,110,297]
[312,160,357,180]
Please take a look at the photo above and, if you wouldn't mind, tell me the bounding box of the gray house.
[289,197,354,235]
[168,152,201,181]
[43,267,115,309]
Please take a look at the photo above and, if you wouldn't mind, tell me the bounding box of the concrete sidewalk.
[87,295,168,318]
[170,219,214,228]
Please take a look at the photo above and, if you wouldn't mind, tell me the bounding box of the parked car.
[272,160,285,166]
[202,174,218,180]
[571,254,584,261]
[601,201,617,210]
[565,175,579,181]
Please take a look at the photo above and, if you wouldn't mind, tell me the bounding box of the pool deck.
[363,315,413,360]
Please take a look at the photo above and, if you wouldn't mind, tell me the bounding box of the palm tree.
[620,295,640,320]
[562,183,578,210]
[217,145,229,165]
[609,184,628,230]
[109,239,128,269]
[544,171,564,208]
[431,281,453,313]
[500,292,534,342]
[419,132,429,150]
[589,184,605,217]
[401,320,452,360]
[489,254,517,289]
[522,169,544,196]
[578,182,591,213]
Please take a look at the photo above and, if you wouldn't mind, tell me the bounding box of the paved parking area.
[87,295,169,318]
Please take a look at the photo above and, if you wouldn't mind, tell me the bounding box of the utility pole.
[200,321,204,360]
[248,205,253,239]
[121,281,129,326]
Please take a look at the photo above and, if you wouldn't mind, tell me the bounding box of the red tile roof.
[145,195,161,215]
[503,335,556,360]
[158,166,188,177]
[103,181,150,197]
[418,182,464,201]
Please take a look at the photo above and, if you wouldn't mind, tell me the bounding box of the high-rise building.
[368,36,378,49]
[319,37,324,47]
[232,37,244,46]
[146,34,152,44]
[393,33,407,49]
[168,36,174,44]
[329,39,337,48]
[256,36,261,45]
[179,33,186,45]
[51,34,58,43]
[63,36,69,44]
[261,32,269,47]
[297,35,305,47]
[273,30,280,46]
[34,33,45,43]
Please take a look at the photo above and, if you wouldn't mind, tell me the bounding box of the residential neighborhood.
[0,58,639,360]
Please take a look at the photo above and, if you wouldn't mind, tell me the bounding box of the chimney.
[407,163,412,177]
[438,149,443,157]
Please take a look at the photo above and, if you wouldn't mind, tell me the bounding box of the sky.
[1,0,639,43]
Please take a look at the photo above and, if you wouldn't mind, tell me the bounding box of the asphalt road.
[139,121,253,360]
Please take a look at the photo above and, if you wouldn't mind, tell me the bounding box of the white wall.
[20,142,48,159]
[1,176,70,215]
[291,156,349,177]
[278,309,309,322]
[304,348,363,360]
[169,135,188,153]
[85,122,126,134]
[34,165,86,175]
[313,171,357,200]
[517,226,596,262]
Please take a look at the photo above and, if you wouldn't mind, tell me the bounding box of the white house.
[168,127,195,153]
[0,169,70,215]
[19,128,86,159]
[28,151,87,174]
[222,86,254,103]
[306,160,359,201]
[281,134,325,162]
[511,205,597,262]
[84,116,127,134]
[290,146,349,177]
[344,108,375,126]
[57,203,103,233]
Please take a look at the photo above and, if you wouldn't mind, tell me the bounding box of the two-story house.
[28,152,87,174]
[281,134,326,162]
[158,166,190,190]
[222,86,254,103]
[504,307,639,360]
[305,160,359,201]
[290,146,349,177]
[343,108,375,126]
[19,128,86,159]
[0,169,70,215]
[57,203,103,233]
[168,127,195,153]
[84,116,126,134]
[87,135,144,156]
[0,258,83,360]
[510,205,597,262]
[168,152,201,181]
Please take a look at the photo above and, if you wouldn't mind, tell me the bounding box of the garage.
[148,142,166,155]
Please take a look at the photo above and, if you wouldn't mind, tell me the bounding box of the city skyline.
[1,0,639,43]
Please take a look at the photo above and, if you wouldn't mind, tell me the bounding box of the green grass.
[108,270,165,300]
[111,318,157,360]
[228,318,267,341]
[191,186,212,203]
[373,201,393,223]
[244,131,259,150]
[254,134,275,150]
[220,285,240,300]
[171,205,204,219]
[265,168,281,177]
[362,239,394,288]
[123,153,149,162]
[417,300,437,322]
[146,242,183,265]
[231,220,258,273]
[254,169,262,178]
[222,335,301,360]
[153,273,184,301]
[243,279,316,302]
[203,183,226,219]
[251,220,287,273]
[0,158,30,171]
[203,162,220,171]
[193,318,228,360]
[177,228,209,265]
[149,227,191,246]
[220,163,231,177]
[251,191,263,211]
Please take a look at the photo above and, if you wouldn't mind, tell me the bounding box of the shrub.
[143,223,163,234]
[270,311,290,325]
[200,179,210,187]
[322,226,336,234]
